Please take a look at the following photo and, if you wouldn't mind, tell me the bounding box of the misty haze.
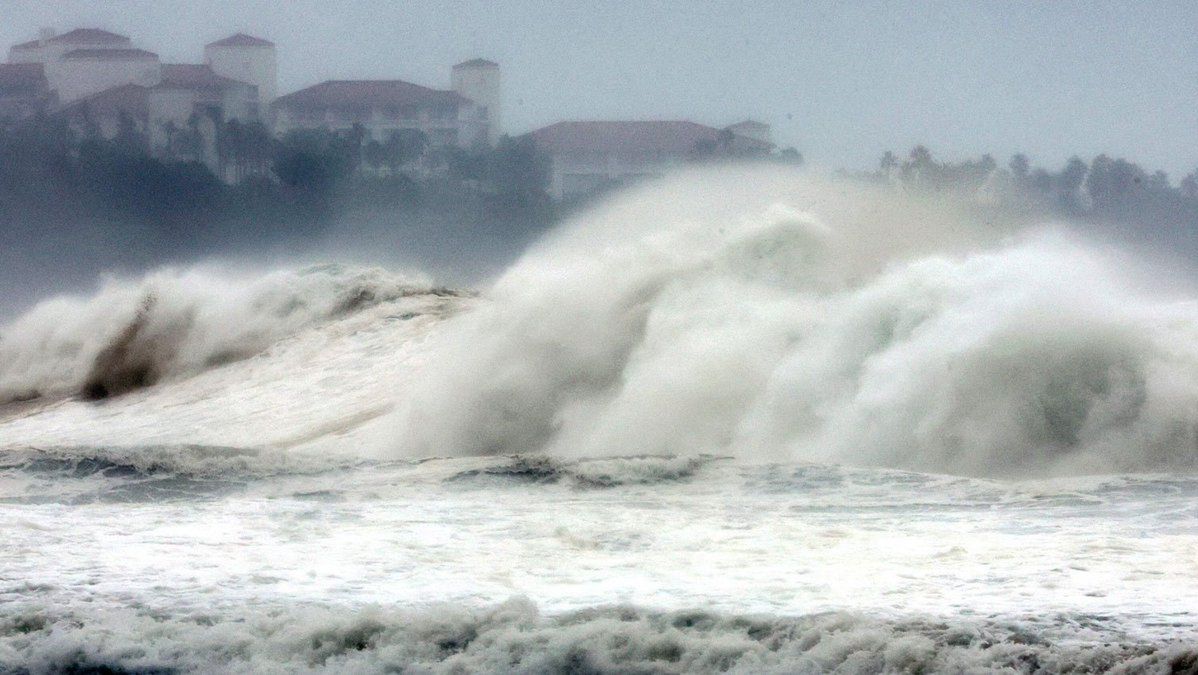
[2,2,1198,674]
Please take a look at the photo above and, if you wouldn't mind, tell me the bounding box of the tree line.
[859,145,1198,253]
[0,112,556,255]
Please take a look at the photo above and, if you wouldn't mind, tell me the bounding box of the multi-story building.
[272,59,501,149]
[5,28,273,175]
[528,120,775,199]
[204,33,277,115]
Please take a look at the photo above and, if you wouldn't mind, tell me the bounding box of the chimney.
[38,27,55,46]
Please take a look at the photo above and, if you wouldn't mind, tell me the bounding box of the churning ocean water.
[2,168,1197,673]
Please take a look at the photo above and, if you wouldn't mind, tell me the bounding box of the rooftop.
[12,28,132,50]
[58,83,148,120]
[529,120,728,155]
[729,119,769,129]
[454,58,498,69]
[63,48,158,60]
[273,80,463,111]
[207,33,274,48]
[159,63,247,90]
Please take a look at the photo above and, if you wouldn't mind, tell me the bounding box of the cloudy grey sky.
[4,1,1196,177]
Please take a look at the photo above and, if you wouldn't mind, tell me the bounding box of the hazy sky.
[4,1,1196,177]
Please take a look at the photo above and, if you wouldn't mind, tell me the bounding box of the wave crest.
[0,264,436,402]
[392,168,1198,477]
[1,599,1191,674]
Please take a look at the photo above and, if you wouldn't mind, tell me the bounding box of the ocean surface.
[2,168,1197,673]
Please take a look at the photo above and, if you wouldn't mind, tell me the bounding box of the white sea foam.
[3,166,1198,674]
[392,167,1198,477]
[3,598,1192,675]
[0,263,432,403]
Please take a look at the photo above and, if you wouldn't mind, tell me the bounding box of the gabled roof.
[0,63,48,96]
[274,80,464,111]
[207,33,274,48]
[58,83,148,120]
[159,64,248,90]
[529,120,728,155]
[63,48,157,60]
[454,58,498,69]
[12,28,131,50]
[728,119,769,129]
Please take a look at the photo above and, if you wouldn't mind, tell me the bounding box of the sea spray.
[0,264,432,402]
[391,166,1198,477]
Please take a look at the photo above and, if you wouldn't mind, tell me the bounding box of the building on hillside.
[0,63,55,120]
[7,28,132,64]
[5,28,273,175]
[8,28,160,104]
[58,63,259,171]
[58,83,148,138]
[204,33,277,115]
[148,63,259,163]
[527,120,775,199]
[726,119,772,145]
[50,47,161,103]
[272,59,501,151]
[5,28,273,121]
[451,59,500,145]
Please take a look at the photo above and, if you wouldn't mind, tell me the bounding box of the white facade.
[274,105,462,147]
[530,120,776,199]
[451,59,501,146]
[6,29,159,104]
[7,28,132,64]
[547,151,682,199]
[47,51,160,103]
[273,61,502,153]
[204,35,276,118]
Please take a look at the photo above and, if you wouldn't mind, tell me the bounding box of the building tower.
[203,33,276,120]
[451,58,500,146]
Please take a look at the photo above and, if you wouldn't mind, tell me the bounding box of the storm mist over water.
[3,168,1198,672]
[3,2,1198,672]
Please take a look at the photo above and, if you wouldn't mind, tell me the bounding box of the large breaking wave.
[6,167,1198,479]
[392,167,1198,478]
[0,264,434,403]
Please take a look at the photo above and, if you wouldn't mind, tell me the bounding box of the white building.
[451,59,500,146]
[272,59,501,149]
[9,29,161,104]
[528,120,775,199]
[7,28,132,65]
[726,119,772,145]
[204,33,277,117]
[48,47,161,103]
[57,63,258,171]
[6,29,273,123]
[6,28,273,177]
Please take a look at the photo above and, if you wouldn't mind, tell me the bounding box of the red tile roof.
[0,63,48,96]
[207,33,274,48]
[63,48,157,60]
[454,58,498,69]
[12,28,131,50]
[158,63,246,90]
[274,80,464,112]
[529,121,729,155]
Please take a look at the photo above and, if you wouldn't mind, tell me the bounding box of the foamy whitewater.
[2,167,1197,673]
